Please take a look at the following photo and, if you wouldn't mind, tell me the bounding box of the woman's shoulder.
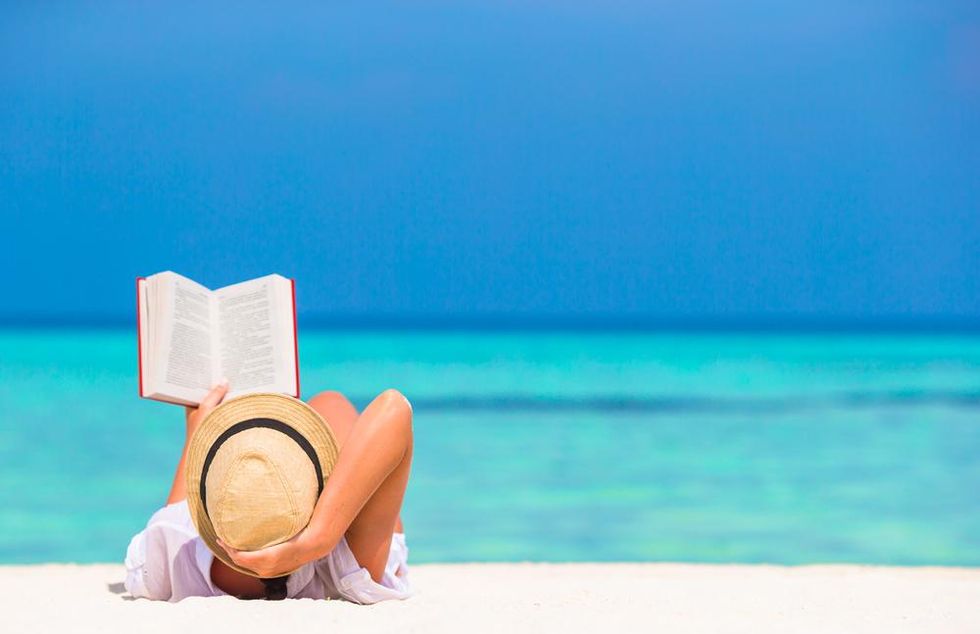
[135,499,192,530]
[124,500,215,601]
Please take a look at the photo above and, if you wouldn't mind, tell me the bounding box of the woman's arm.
[165,381,229,504]
[219,388,413,579]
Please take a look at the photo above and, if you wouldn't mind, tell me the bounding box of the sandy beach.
[4,563,978,633]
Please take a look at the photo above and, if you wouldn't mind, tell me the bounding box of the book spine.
[136,276,145,398]
[291,278,300,398]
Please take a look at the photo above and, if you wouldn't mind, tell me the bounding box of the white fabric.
[124,500,412,604]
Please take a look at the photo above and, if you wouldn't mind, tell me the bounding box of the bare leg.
[308,390,406,533]
[307,390,360,447]
[308,389,413,580]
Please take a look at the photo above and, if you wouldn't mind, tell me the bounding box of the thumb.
[199,379,230,410]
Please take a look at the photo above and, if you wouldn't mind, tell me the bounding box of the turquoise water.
[1,329,979,565]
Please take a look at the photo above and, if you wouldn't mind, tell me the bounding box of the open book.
[137,271,299,406]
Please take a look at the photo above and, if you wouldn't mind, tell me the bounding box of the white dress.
[124,500,412,604]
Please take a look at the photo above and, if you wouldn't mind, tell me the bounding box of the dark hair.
[260,575,289,601]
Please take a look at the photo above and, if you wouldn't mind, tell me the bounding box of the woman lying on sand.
[124,383,414,603]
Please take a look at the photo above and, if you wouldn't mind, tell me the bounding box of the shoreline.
[6,562,979,633]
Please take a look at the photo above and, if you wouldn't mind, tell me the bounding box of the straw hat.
[185,393,339,577]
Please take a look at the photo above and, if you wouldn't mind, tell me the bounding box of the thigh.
[307,390,359,448]
[343,390,413,580]
[344,440,412,579]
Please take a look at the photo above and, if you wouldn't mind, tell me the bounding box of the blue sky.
[1,2,978,323]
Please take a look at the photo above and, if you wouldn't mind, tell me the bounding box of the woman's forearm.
[301,390,413,560]
[166,382,229,505]
[165,435,192,504]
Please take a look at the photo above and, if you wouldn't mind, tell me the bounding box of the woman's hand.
[217,527,320,578]
[184,379,229,437]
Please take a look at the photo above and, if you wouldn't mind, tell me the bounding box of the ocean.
[1,329,978,565]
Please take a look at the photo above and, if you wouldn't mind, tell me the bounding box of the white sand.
[4,563,979,633]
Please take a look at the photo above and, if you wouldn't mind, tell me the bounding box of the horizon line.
[1,313,980,333]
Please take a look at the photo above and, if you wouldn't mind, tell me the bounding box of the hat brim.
[185,392,339,578]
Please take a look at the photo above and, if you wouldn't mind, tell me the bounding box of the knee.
[308,390,356,414]
[377,388,413,426]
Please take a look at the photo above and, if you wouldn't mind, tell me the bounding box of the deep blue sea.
[1,329,978,565]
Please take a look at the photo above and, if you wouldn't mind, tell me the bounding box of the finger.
[218,541,265,575]
[217,540,249,567]
[220,541,281,569]
[199,379,230,410]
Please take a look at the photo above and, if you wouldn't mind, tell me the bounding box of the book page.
[214,275,293,397]
[152,272,214,402]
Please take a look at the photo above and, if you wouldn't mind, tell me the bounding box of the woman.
[124,382,414,602]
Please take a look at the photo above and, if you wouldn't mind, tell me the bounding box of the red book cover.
[135,276,145,399]
[291,278,300,398]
